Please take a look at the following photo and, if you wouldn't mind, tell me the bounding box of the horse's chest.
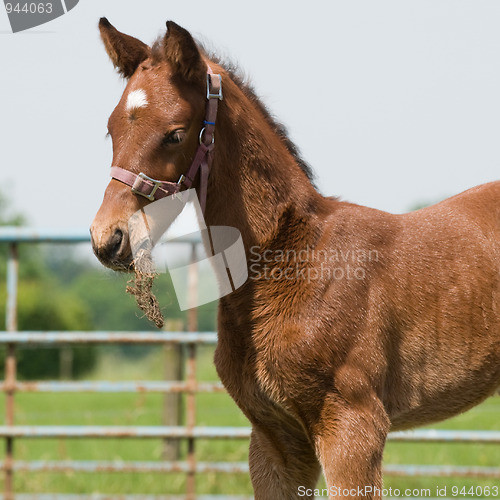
[214,330,306,421]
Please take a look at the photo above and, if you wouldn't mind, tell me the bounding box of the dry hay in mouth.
[126,252,164,329]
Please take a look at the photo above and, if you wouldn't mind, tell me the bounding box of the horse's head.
[90,19,209,270]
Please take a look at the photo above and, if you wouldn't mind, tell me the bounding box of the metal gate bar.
[3,460,500,479]
[0,424,251,439]
[0,381,225,393]
[12,496,254,500]
[0,418,499,443]
[5,461,250,474]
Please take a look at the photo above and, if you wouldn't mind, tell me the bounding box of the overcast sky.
[1,1,499,229]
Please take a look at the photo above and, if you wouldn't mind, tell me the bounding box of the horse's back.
[386,181,500,427]
[415,180,500,237]
[322,181,500,429]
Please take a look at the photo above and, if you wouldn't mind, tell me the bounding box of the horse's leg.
[314,397,390,500]
[249,424,321,499]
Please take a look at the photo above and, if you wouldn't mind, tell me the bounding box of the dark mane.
[213,56,316,185]
[151,39,316,185]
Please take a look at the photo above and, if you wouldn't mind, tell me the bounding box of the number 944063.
[5,3,53,14]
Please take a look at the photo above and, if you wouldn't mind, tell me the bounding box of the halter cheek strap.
[110,66,222,213]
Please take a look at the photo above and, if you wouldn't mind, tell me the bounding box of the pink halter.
[110,66,222,213]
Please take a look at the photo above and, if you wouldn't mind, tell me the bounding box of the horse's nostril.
[109,229,123,257]
[91,227,130,268]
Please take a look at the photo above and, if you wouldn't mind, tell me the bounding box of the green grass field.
[0,346,498,497]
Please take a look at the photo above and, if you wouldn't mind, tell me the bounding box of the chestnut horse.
[90,19,500,499]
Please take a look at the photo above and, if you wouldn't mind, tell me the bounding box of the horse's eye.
[162,129,186,146]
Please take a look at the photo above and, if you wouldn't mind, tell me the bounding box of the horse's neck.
[203,76,323,252]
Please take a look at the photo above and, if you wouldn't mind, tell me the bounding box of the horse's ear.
[163,21,205,82]
[99,18,150,79]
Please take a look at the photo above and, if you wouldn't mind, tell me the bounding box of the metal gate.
[0,227,499,499]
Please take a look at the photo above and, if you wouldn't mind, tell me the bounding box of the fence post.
[186,242,198,500]
[5,242,18,500]
[162,319,184,460]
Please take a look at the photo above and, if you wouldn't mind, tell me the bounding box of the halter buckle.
[207,74,223,100]
[132,172,162,201]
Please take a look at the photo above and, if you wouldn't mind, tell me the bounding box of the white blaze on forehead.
[126,89,148,112]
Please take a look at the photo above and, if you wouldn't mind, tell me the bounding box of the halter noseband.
[110,66,222,213]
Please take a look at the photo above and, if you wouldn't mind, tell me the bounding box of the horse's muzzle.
[90,226,133,271]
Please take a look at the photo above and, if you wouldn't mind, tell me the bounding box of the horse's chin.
[113,262,134,273]
[96,254,134,273]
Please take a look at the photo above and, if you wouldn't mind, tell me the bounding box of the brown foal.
[90,19,500,499]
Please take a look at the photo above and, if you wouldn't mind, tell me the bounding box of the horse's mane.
[151,39,316,185]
